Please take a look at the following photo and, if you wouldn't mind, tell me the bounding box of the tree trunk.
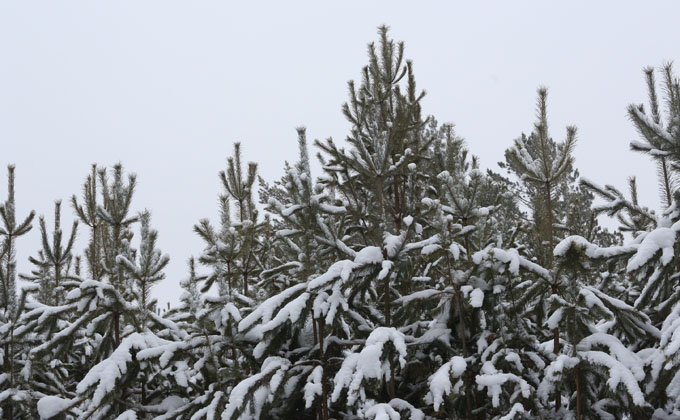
[318,320,329,420]
[114,312,121,348]
[3,342,11,420]
[575,365,582,420]
[141,382,147,405]
[456,286,473,419]
[3,236,13,420]
[545,181,562,412]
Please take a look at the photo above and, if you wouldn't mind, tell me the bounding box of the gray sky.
[0,1,677,307]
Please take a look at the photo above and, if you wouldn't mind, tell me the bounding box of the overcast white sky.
[0,1,677,307]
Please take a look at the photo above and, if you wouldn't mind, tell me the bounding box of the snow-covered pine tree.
[503,87,578,267]
[502,88,578,413]
[221,26,438,420]
[0,165,35,419]
[628,63,680,208]
[97,164,139,351]
[72,164,104,281]
[496,88,632,419]
[149,144,266,419]
[246,127,354,420]
[21,201,78,306]
[576,63,680,418]
[32,164,159,419]
[16,24,680,420]
[117,210,169,407]
[118,210,169,333]
[406,124,544,419]
[216,142,261,298]
[16,199,79,415]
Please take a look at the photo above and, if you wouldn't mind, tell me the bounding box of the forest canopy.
[1,26,680,420]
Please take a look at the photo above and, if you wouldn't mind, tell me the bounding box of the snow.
[319,203,346,214]
[114,411,137,420]
[37,396,72,419]
[223,357,291,419]
[627,228,675,271]
[547,308,563,330]
[77,333,167,407]
[377,261,393,281]
[354,246,384,265]
[304,366,323,408]
[332,328,407,405]
[305,246,384,293]
[580,350,646,406]
[498,403,526,420]
[473,247,549,279]
[578,333,645,381]
[384,233,405,258]
[449,243,462,260]
[387,398,424,420]
[365,403,400,420]
[554,235,600,257]
[239,283,307,335]
[427,356,466,411]
[475,361,531,407]
[421,244,441,255]
[538,355,579,402]
[470,288,484,308]
[395,289,443,305]
[472,206,493,217]
[259,292,310,335]
[281,204,303,217]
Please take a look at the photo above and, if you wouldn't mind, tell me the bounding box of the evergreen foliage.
[0,25,679,420]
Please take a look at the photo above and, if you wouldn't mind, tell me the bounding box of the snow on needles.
[626,228,676,271]
[555,232,676,273]
[332,328,407,405]
[427,356,466,411]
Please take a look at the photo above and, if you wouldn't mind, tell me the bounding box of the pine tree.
[255,127,352,420]
[0,165,35,419]
[15,200,79,415]
[31,164,150,419]
[118,210,169,332]
[151,144,266,419]
[22,201,78,306]
[628,63,680,208]
[72,164,103,281]
[21,25,680,420]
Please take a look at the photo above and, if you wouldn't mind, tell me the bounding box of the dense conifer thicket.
[3,26,680,419]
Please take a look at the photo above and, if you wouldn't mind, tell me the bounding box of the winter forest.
[3,25,680,420]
